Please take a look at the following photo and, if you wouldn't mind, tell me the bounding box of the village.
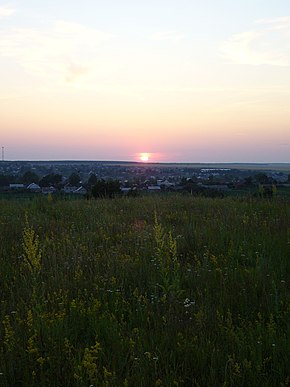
[0,160,289,198]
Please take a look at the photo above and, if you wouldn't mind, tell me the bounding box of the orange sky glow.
[0,1,289,162]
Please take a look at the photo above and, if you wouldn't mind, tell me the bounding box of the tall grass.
[0,195,289,386]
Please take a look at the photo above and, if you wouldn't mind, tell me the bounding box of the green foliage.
[272,184,277,196]
[153,213,182,300]
[91,179,121,198]
[68,172,81,186]
[21,171,40,184]
[80,342,102,383]
[258,184,265,197]
[0,174,15,187]
[22,215,42,274]
[0,195,289,386]
[244,176,253,186]
[87,173,98,187]
[255,172,270,184]
[39,173,62,187]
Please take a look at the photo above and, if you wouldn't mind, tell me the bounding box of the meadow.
[0,195,289,386]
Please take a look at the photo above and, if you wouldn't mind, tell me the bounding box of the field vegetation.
[0,195,289,386]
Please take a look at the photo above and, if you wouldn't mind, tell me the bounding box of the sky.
[0,0,290,162]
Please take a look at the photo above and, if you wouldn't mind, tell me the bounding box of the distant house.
[121,187,132,194]
[27,183,41,192]
[121,187,138,195]
[9,184,25,190]
[147,186,161,192]
[158,180,174,189]
[73,186,87,195]
[63,185,78,194]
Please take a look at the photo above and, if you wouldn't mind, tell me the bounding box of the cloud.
[0,20,113,84]
[149,31,185,42]
[0,5,15,18]
[65,62,88,83]
[220,16,290,66]
[256,16,290,30]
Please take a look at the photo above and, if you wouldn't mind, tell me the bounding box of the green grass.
[0,195,289,386]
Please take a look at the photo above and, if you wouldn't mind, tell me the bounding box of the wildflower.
[184,298,195,308]
[82,342,102,382]
[144,351,152,359]
[22,216,42,273]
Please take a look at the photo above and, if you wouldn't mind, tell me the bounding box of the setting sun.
[140,153,150,162]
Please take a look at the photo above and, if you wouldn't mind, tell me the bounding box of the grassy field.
[0,195,289,386]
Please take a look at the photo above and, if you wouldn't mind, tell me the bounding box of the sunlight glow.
[140,153,150,162]
[0,2,289,162]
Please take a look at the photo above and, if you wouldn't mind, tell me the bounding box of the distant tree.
[0,174,14,187]
[91,179,106,197]
[255,173,269,184]
[180,177,197,193]
[107,180,121,197]
[180,177,187,186]
[91,179,120,198]
[69,172,81,186]
[39,173,62,187]
[87,173,98,187]
[244,176,253,186]
[263,186,273,198]
[208,174,214,184]
[21,171,39,184]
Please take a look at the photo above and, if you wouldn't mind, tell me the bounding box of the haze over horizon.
[1,1,290,163]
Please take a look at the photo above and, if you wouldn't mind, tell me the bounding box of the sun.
[140,153,150,162]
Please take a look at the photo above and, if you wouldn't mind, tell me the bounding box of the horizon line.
[1,159,290,165]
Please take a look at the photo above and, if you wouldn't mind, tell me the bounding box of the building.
[9,184,25,189]
[27,183,41,192]
[73,186,87,195]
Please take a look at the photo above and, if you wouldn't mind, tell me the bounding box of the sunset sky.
[0,0,290,162]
